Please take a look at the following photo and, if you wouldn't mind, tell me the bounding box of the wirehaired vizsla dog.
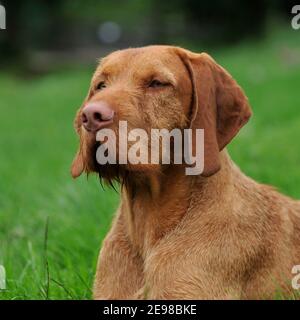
[71,46,300,299]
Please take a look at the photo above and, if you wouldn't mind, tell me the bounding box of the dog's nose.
[81,102,114,132]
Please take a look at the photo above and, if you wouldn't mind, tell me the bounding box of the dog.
[71,46,300,299]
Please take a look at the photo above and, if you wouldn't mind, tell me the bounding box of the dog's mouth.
[86,137,120,175]
[82,119,114,133]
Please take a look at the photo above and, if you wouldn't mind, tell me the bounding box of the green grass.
[1,26,300,299]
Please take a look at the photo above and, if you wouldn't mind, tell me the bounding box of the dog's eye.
[148,79,167,88]
[96,81,106,91]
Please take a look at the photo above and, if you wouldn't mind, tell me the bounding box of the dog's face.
[71,46,252,182]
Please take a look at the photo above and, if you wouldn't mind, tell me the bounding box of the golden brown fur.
[71,46,300,299]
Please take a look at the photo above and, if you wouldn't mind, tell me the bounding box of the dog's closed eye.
[96,81,107,91]
[148,79,170,89]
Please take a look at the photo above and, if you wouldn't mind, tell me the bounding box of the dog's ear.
[177,49,252,176]
[71,88,93,179]
[71,110,86,179]
[71,149,84,178]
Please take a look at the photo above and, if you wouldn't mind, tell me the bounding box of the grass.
[1,26,300,300]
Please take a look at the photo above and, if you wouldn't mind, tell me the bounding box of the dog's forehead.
[98,46,181,75]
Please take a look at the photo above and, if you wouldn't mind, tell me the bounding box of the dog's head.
[71,46,252,182]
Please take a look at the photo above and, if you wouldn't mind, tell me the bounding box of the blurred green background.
[0,0,300,299]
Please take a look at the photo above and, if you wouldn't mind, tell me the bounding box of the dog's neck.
[120,150,236,254]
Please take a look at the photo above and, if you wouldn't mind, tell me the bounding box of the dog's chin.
[85,140,162,184]
[96,163,125,184]
[95,163,162,184]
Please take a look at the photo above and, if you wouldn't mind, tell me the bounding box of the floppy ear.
[71,88,93,179]
[71,149,84,179]
[71,113,85,179]
[178,50,252,177]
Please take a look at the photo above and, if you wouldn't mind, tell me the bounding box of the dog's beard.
[83,131,163,186]
[84,140,124,185]
[96,163,126,186]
